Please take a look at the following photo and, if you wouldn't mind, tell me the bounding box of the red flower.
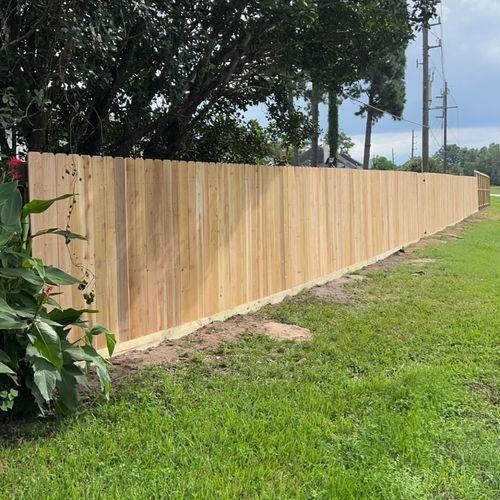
[13,171,22,181]
[7,156,23,169]
[42,285,54,298]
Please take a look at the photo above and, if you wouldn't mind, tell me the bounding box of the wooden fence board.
[27,153,485,352]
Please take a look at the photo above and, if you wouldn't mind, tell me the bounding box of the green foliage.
[191,117,272,164]
[324,131,355,156]
[338,132,355,156]
[401,156,443,173]
[434,143,500,183]
[371,155,398,170]
[0,0,438,160]
[0,158,114,417]
[327,92,339,161]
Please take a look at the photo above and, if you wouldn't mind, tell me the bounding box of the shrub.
[0,156,115,417]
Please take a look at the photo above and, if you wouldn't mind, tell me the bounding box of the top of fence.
[27,152,479,180]
[474,170,490,179]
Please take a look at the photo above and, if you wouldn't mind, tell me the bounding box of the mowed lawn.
[1,201,500,499]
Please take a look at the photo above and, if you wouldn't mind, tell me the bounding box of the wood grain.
[28,152,484,351]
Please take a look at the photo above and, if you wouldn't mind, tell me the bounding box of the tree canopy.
[0,0,438,161]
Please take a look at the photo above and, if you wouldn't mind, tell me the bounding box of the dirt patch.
[409,258,436,265]
[364,249,409,271]
[259,321,312,341]
[111,316,311,384]
[309,274,366,303]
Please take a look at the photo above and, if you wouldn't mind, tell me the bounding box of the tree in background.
[0,0,438,162]
[432,143,500,184]
[371,155,398,170]
[302,0,435,167]
[357,46,407,169]
[339,132,355,156]
[189,118,271,164]
[401,156,442,173]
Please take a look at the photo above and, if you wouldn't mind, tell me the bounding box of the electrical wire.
[349,97,427,128]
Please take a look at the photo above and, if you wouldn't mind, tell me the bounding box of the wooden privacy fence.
[475,170,491,209]
[28,153,481,354]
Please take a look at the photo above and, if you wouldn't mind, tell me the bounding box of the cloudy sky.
[247,0,500,164]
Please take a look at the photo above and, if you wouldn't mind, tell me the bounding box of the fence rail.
[28,153,481,353]
[475,170,491,209]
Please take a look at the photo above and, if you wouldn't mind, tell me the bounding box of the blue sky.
[246,0,500,164]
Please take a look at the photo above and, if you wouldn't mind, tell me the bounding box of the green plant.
[0,156,115,416]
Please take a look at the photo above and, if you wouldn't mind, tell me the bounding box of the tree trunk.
[363,105,374,170]
[293,146,299,166]
[27,111,48,152]
[327,90,339,166]
[310,81,320,167]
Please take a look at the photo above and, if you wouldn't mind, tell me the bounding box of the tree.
[1,1,315,158]
[189,118,271,164]
[301,0,436,167]
[0,0,439,161]
[371,155,397,170]
[401,156,442,173]
[432,143,500,184]
[357,46,407,169]
[339,132,355,156]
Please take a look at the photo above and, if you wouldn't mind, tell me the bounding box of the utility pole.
[422,27,430,172]
[420,22,441,172]
[411,130,416,159]
[431,81,458,173]
[392,148,395,165]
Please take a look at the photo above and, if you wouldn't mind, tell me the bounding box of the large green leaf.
[0,349,11,364]
[90,324,116,356]
[0,268,44,287]
[81,345,111,398]
[0,182,18,204]
[0,361,15,375]
[22,194,73,218]
[0,296,34,320]
[0,311,28,330]
[32,357,61,402]
[42,266,80,286]
[0,297,16,315]
[0,220,22,248]
[28,322,63,369]
[0,187,22,230]
[49,307,96,326]
[54,370,78,414]
[54,364,89,414]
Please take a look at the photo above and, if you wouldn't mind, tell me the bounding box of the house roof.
[297,145,362,169]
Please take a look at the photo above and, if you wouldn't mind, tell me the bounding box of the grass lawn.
[1,201,500,499]
[491,186,500,195]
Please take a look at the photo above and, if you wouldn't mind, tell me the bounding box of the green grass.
[1,202,500,499]
[491,186,500,195]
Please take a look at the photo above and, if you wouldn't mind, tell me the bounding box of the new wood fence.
[28,153,482,353]
[475,170,491,209]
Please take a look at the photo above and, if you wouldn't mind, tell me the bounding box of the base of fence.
[99,210,476,357]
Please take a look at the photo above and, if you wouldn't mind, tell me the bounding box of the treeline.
[401,144,500,184]
[370,144,500,183]
[0,0,437,162]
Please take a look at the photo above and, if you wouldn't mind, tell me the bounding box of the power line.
[349,97,427,129]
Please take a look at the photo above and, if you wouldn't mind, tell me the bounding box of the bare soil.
[111,316,312,383]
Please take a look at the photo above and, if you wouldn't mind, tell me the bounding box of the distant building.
[297,143,362,169]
